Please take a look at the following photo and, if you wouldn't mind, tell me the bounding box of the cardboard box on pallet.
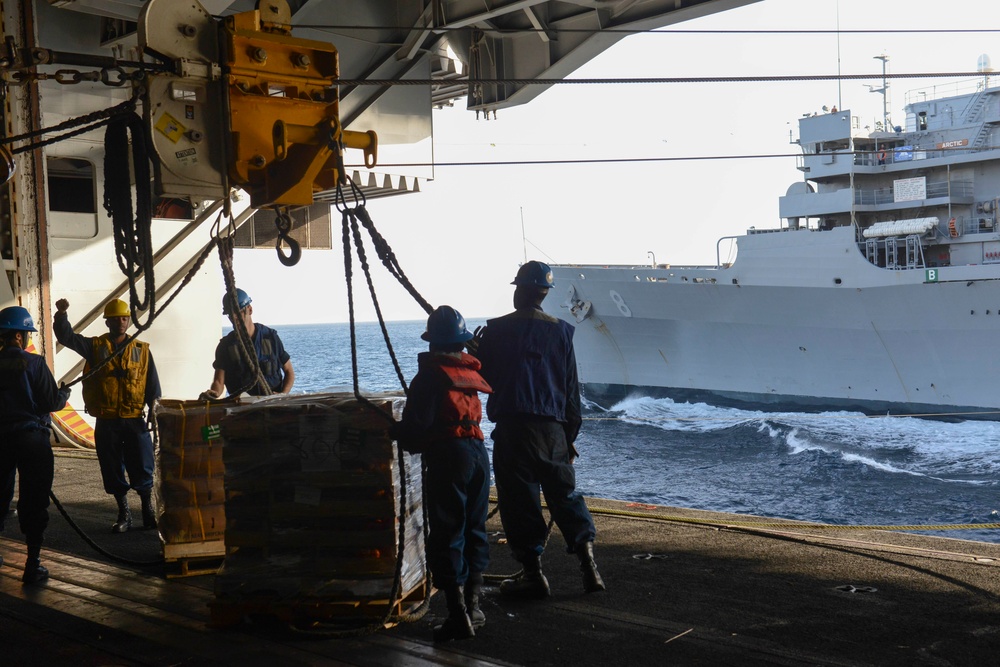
[213,392,427,618]
[153,398,236,555]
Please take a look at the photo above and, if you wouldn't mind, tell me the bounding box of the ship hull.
[547,228,1000,420]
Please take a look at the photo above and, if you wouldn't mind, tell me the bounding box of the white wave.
[784,426,996,483]
[600,394,1000,469]
[605,395,761,433]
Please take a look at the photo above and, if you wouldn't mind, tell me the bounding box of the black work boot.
[577,541,606,593]
[500,554,550,599]
[138,488,157,529]
[111,493,132,533]
[465,572,486,629]
[22,544,48,585]
[433,585,475,642]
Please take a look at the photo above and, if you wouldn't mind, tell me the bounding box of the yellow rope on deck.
[488,497,1000,532]
[588,506,1000,532]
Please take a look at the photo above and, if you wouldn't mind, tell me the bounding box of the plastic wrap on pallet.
[153,398,236,550]
[214,392,427,612]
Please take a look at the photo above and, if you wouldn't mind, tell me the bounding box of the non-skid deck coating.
[2,449,1000,666]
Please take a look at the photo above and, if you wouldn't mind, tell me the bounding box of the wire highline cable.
[349,144,1000,170]
[338,70,987,86]
[288,25,1000,36]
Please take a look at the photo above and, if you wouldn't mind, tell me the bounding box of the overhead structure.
[0,0,757,397]
[30,0,760,202]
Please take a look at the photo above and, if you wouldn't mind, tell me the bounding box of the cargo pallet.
[163,540,226,578]
[207,579,429,630]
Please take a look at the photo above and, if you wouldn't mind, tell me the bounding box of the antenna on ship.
[520,206,527,263]
[835,0,843,111]
[868,54,891,132]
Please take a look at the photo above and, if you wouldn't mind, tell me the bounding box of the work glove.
[144,410,157,433]
[465,325,486,355]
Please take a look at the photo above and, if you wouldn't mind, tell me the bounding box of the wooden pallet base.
[163,540,226,578]
[207,579,429,630]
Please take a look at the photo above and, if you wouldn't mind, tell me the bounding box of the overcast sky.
[231,0,994,326]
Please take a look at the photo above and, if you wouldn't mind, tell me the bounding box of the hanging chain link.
[2,65,143,87]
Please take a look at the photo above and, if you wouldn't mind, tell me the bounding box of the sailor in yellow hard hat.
[54,298,161,533]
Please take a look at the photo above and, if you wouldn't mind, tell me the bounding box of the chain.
[2,65,141,87]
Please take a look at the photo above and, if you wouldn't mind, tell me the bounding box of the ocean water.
[276,320,1000,545]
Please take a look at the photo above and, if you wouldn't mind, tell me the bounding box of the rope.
[522,498,1000,533]
[308,176,449,637]
[48,490,164,568]
[352,194,433,314]
[346,208,409,393]
[1,95,139,153]
[103,111,155,323]
[60,226,218,391]
[216,234,272,397]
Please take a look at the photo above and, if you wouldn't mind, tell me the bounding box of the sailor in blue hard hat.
[510,260,555,289]
[203,288,295,398]
[221,288,253,316]
[0,305,71,583]
[397,305,492,641]
[421,305,475,345]
[474,260,605,598]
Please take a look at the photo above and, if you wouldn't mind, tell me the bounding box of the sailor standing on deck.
[201,288,294,398]
[474,260,605,598]
[54,298,161,533]
[0,306,70,583]
[396,306,492,642]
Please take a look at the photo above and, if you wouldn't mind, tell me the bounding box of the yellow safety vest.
[81,336,149,419]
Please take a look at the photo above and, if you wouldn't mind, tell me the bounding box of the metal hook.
[275,234,301,266]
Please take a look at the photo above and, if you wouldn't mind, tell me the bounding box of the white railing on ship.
[854,179,974,205]
[904,78,995,106]
[853,142,999,166]
[936,216,998,237]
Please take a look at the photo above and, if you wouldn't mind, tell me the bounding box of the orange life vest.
[433,354,492,441]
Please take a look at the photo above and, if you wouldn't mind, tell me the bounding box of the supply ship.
[545,64,1000,419]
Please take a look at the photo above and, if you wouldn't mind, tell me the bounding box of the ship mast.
[869,54,891,132]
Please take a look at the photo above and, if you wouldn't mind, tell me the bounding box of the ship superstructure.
[548,73,1000,419]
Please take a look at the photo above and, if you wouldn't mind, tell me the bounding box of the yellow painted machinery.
[138,0,377,209]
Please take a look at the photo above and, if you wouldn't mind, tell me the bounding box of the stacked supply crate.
[154,398,233,576]
[209,392,427,628]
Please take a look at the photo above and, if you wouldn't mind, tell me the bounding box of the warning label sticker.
[175,147,198,166]
[155,112,185,143]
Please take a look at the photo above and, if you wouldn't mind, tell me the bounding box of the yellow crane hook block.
[221,0,377,208]
[138,0,376,208]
